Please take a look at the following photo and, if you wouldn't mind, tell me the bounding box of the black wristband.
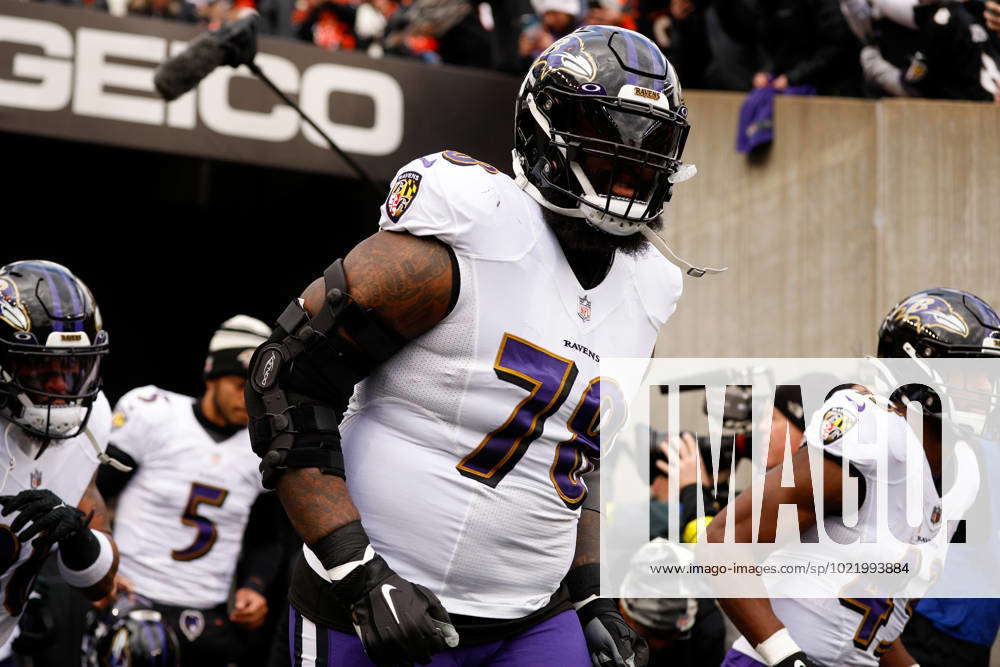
[240,576,267,596]
[565,563,600,604]
[576,597,618,626]
[308,520,370,570]
[59,528,100,571]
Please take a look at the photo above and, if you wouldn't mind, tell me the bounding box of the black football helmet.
[876,288,1000,431]
[513,26,726,276]
[0,261,108,440]
[877,288,1000,360]
[85,594,180,667]
[514,25,693,233]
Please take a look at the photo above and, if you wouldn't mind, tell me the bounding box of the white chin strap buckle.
[640,227,727,278]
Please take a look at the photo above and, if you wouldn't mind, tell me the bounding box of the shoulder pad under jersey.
[378,150,538,259]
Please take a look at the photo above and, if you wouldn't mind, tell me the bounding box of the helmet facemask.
[0,330,108,440]
[512,25,725,276]
[518,84,691,235]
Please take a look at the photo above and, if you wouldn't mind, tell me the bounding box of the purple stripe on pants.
[290,608,590,666]
[721,648,767,667]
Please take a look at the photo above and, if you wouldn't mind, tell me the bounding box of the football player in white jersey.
[0,260,119,647]
[710,288,1000,667]
[244,24,719,667]
[96,315,273,665]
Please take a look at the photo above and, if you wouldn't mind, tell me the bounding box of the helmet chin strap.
[640,227,728,278]
[513,151,727,278]
[84,428,133,472]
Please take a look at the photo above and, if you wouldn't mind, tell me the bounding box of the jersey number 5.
[456,333,624,508]
[172,482,229,561]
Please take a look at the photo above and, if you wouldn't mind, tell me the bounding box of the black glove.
[578,598,649,667]
[316,521,459,666]
[0,489,89,553]
[773,653,818,667]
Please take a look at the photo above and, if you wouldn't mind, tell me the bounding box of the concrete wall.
[655,92,1000,358]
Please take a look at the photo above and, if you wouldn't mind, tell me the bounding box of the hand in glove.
[0,489,89,553]
[317,521,459,665]
[578,598,649,667]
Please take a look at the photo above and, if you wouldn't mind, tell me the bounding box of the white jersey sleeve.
[805,388,884,477]
[378,151,540,260]
[110,385,181,464]
[634,251,683,330]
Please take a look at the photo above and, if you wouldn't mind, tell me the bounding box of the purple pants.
[720,648,766,667]
[288,606,590,666]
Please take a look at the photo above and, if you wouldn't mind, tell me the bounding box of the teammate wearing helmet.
[0,260,119,645]
[245,24,704,667]
[95,316,274,666]
[85,593,181,667]
[709,288,1000,667]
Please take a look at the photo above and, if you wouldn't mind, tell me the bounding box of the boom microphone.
[153,12,260,101]
[153,11,383,197]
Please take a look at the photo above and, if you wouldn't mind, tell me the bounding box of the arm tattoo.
[303,231,455,340]
[277,468,361,545]
[572,509,601,569]
[287,232,454,545]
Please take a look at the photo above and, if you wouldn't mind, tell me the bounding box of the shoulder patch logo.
[385,171,422,223]
[112,411,127,430]
[820,407,857,445]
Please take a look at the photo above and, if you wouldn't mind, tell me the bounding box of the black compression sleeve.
[95,444,138,500]
[238,492,286,593]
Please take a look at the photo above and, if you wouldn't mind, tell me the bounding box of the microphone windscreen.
[153,31,227,101]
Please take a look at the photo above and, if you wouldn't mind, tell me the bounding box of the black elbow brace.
[245,259,404,489]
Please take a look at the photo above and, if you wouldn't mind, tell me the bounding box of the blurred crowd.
[36,0,1000,102]
[41,0,1000,98]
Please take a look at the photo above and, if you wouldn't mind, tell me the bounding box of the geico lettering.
[0,15,72,112]
[165,40,196,130]
[199,52,300,141]
[0,17,404,157]
[74,27,165,125]
[300,63,403,156]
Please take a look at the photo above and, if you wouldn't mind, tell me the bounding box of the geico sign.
[0,14,403,155]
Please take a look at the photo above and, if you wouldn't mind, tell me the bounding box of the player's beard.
[212,391,244,432]
[543,210,663,257]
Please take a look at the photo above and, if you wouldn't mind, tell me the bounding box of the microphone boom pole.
[244,61,383,198]
[154,14,384,199]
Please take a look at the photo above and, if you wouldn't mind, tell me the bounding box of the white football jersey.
[110,386,264,608]
[304,151,683,619]
[732,388,945,666]
[0,393,111,644]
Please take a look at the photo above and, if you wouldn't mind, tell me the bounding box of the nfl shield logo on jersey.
[578,295,592,323]
[30,469,42,488]
[179,609,205,642]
